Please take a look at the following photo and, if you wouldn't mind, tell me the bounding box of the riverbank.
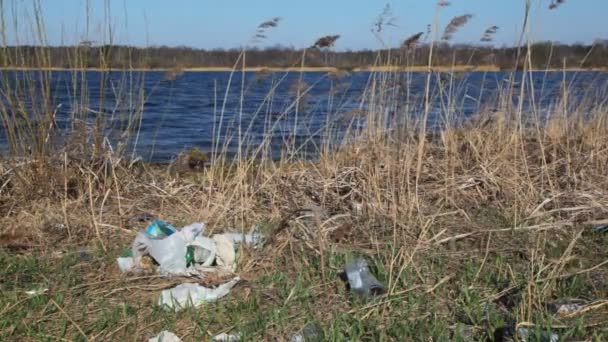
[1,112,607,340]
[2,65,607,72]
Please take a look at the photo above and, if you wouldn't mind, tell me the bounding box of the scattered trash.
[117,257,135,272]
[592,224,608,233]
[119,222,206,275]
[220,232,264,246]
[148,330,182,342]
[213,234,236,271]
[546,299,588,316]
[187,235,217,267]
[117,220,262,311]
[494,325,559,342]
[24,288,49,296]
[212,332,242,341]
[343,257,385,296]
[118,221,262,276]
[516,327,559,342]
[159,277,240,311]
[145,219,177,238]
[144,228,192,274]
[291,323,324,342]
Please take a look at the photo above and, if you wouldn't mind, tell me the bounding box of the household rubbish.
[212,332,242,341]
[117,219,262,311]
[343,257,385,296]
[117,220,262,276]
[148,330,181,342]
[546,299,588,316]
[159,277,240,310]
[290,323,324,342]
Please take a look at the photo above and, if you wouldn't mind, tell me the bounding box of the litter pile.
[116,219,262,311]
[126,221,390,339]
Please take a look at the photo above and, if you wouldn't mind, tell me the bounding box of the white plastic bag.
[213,332,242,341]
[159,277,240,311]
[148,231,189,274]
[218,232,264,246]
[189,235,217,266]
[117,257,135,272]
[125,222,207,275]
[213,234,236,271]
[149,330,182,342]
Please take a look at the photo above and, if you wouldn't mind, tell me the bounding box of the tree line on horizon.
[1,41,607,70]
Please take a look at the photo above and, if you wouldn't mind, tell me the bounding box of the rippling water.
[1,70,606,161]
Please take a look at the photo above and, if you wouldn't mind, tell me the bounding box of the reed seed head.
[258,17,281,29]
[442,14,473,41]
[481,25,499,42]
[402,32,424,50]
[549,0,566,10]
[312,35,340,49]
[373,4,397,33]
[253,17,281,43]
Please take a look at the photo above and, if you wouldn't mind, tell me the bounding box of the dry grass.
[0,0,607,340]
[1,103,607,339]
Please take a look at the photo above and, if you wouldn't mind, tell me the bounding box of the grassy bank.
[1,110,608,340]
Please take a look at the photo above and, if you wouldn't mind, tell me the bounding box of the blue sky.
[6,0,608,49]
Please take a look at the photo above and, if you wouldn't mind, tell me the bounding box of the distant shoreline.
[1,65,606,72]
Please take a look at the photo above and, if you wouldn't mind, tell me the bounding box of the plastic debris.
[213,234,236,271]
[212,332,242,341]
[187,235,217,267]
[494,325,559,342]
[159,277,240,311]
[517,327,559,342]
[117,257,135,272]
[219,232,264,246]
[148,330,182,342]
[118,221,263,276]
[291,323,324,342]
[546,299,587,316]
[145,219,177,238]
[122,222,206,275]
[592,224,608,233]
[24,288,49,296]
[147,230,191,274]
[343,258,385,296]
[117,221,261,311]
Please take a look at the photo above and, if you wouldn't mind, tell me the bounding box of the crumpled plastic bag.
[118,223,264,276]
[145,219,177,238]
[344,258,385,296]
[119,222,207,275]
[117,257,135,272]
[149,330,182,342]
[213,234,236,271]
[291,323,324,342]
[147,230,190,273]
[517,327,559,342]
[188,235,217,266]
[212,332,242,341]
[159,277,240,311]
[546,299,588,316]
[220,232,264,246]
